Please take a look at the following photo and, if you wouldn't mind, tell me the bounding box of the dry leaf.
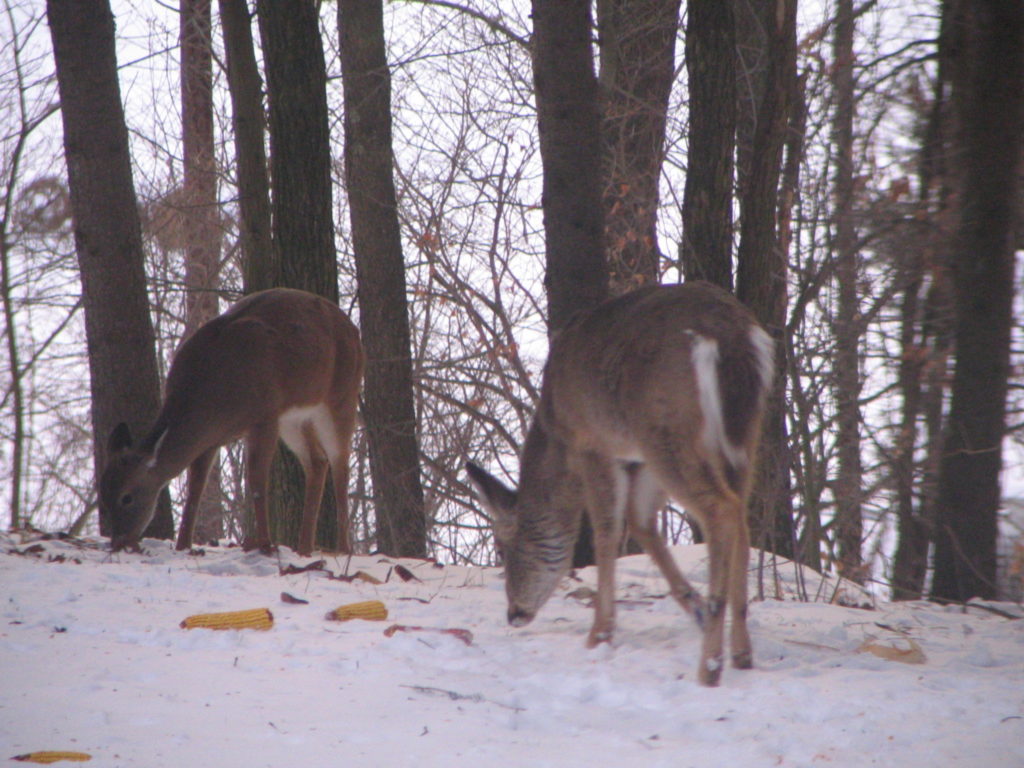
[354,570,383,585]
[280,592,309,605]
[858,638,927,665]
[384,624,474,646]
[393,564,421,583]
[279,560,326,576]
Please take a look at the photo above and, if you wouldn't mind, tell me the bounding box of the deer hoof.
[586,628,613,648]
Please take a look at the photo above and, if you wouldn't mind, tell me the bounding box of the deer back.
[537,282,773,483]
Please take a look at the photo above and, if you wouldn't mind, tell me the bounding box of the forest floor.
[1,531,1022,767]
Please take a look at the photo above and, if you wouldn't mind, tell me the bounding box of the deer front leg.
[175,447,218,551]
[576,453,625,648]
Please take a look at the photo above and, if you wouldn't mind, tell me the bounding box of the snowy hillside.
[2,531,1022,767]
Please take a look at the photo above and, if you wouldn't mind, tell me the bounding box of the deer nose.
[508,606,534,627]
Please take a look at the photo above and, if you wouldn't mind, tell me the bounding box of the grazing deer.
[467,282,774,686]
[100,288,364,557]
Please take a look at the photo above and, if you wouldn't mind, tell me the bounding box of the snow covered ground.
[2,531,1022,767]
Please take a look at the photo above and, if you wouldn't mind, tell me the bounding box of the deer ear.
[108,422,133,453]
[465,460,518,539]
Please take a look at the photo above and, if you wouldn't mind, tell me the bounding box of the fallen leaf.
[393,565,421,583]
[858,638,927,665]
[384,624,473,646]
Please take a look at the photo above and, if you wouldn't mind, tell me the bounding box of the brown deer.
[467,282,773,685]
[100,288,364,557]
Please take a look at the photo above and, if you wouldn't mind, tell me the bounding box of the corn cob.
[325,600,388,622]
[12,752,92,763]
[180,607,274,630]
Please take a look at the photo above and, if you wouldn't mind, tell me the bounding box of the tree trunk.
[257,0,341,551]
[219,0,275,292]
[531,0,609,335]
[735,0,798,561]
[597,0,679,294]
[46,0,174,540]
[892,15,955,600]
[680,0,735,290]
[531,0,609,568]
[338,0,427,558]
[180,0,223,543]
[931,0,1023,602]
[831,0,864,581]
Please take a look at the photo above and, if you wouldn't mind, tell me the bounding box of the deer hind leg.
[623,464,707,626]
[729,511,753,670]
[175,447,218,551]
[647,453,745,686]
[328,397,359,553]
[290,421,330,557]
[243,422,279,552]
[695,494,744,686]
[575,451,626,648]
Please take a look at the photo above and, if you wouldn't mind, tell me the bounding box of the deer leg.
[243,423,279,552]
[175,447,218,551]
[693,489,745,687]
[329,400,358,553]
[294,423,329,557]
[624,465,708,626]
[729,511,753,670]
[576,452,626,648]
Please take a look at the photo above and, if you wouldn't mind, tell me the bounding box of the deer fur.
[467,281,773,685]
[100,288,364,556]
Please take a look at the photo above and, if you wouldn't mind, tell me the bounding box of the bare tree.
[932,0,1024,602]
[597,0,680,293]
[339,0,427,558]
[256,0,342,551]
[531,0,609,335]
[219,0,274,292]
[680,0,735,290]
[180,0,223,542]
[46,0,173,540]
[831,0,864,581]
[531,0,609,567]
[735,0,799,561]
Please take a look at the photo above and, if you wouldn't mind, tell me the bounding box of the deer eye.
[120,493,133,507]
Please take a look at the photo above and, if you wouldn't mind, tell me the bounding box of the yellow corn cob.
[12,752,92,763]
[180,607,274,630]
[325,600,388,622]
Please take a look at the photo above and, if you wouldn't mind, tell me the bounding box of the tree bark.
[531,0,609,568]
[46,0,174,539]
[219,0,275,292]
[892,12,956,600]
[597,0,679,294]
[531,0,609,335]
[338,0,427,558]
[735,0,798,561]
[931,0,1024,602]
[831,0,864,581]
[680,0,735,290]
[180,0,223,543]
[257,0,341,551]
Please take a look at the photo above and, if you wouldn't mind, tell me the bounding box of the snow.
[2,532,1022,767]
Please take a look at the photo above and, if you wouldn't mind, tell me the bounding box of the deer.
[466,281,774,686]
[99,287,365,557]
